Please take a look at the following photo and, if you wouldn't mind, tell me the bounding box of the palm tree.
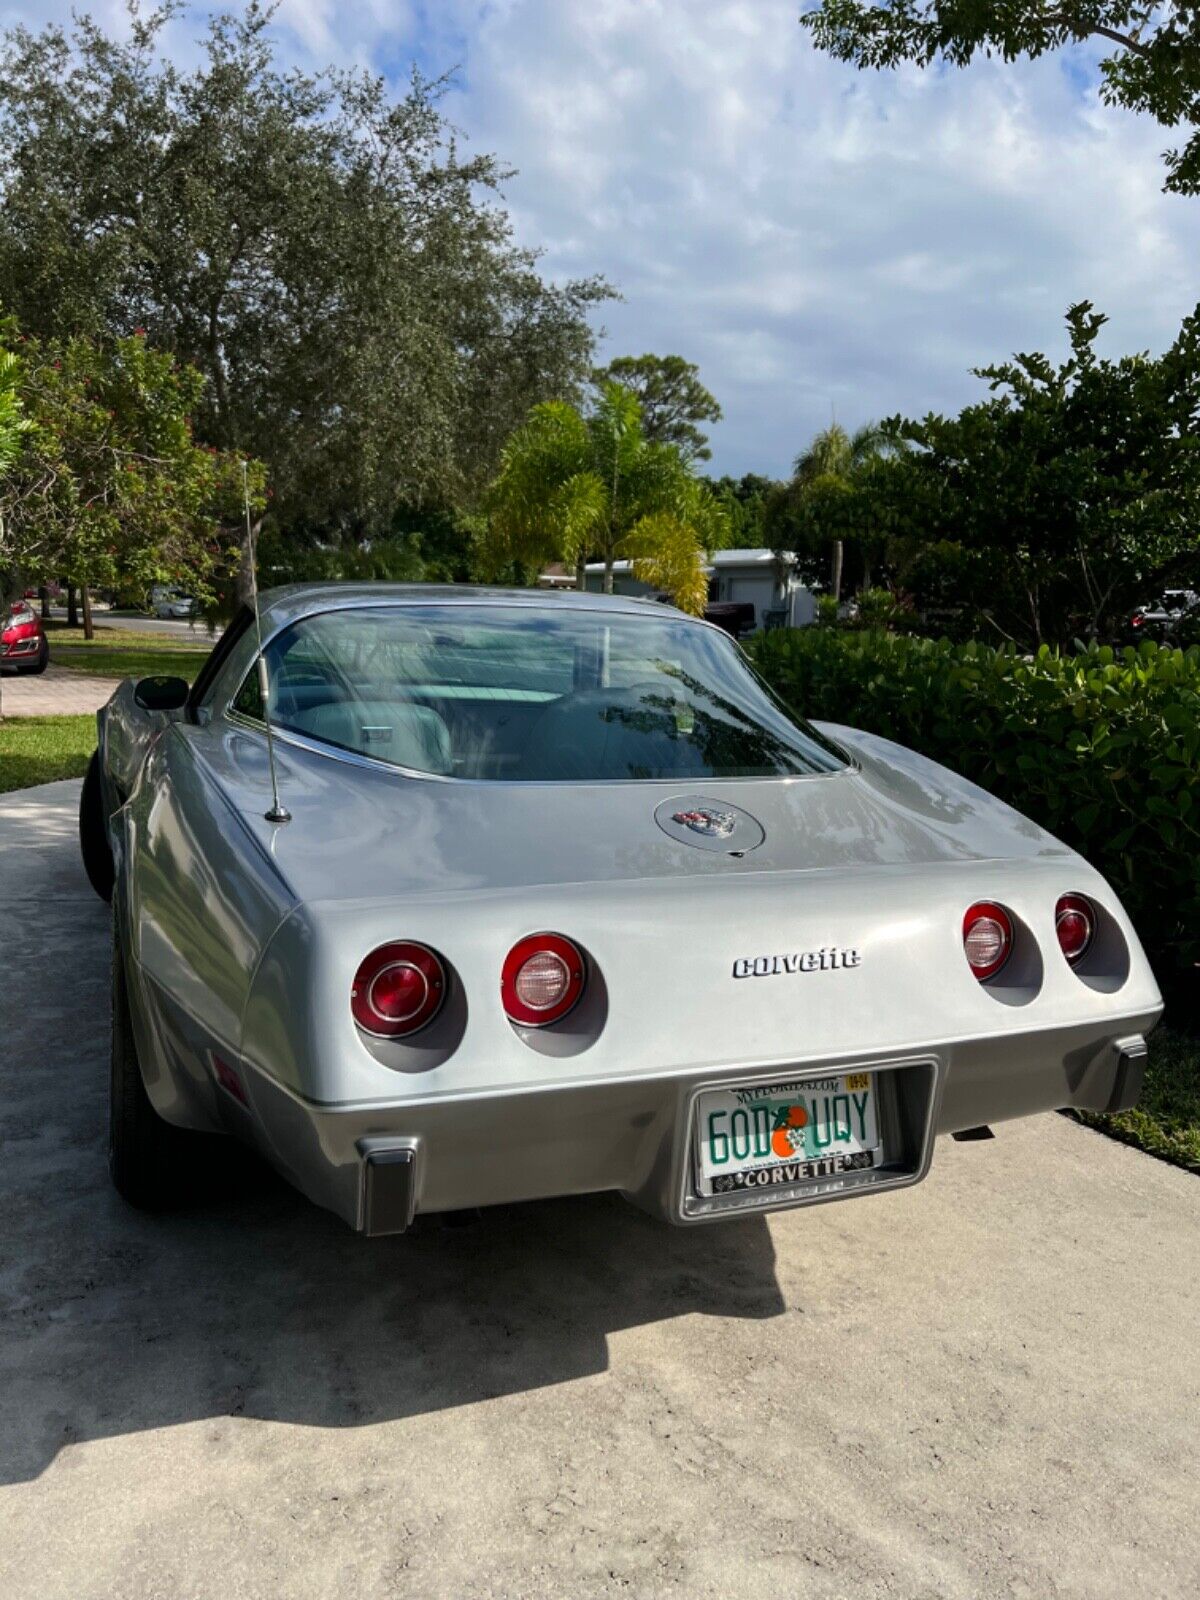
[485,382,725,613]
[792,422,904,598]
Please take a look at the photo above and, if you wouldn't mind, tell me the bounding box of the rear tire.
[79,752,115,902]
[109,939,195,1210]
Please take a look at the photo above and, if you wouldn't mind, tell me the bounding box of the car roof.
[256,581,692,629]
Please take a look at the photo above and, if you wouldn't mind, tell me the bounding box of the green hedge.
[749,629,1200,981]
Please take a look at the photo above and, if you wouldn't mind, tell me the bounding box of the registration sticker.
[694,1072,882,1198]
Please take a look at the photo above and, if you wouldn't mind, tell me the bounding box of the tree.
[882,302,1200,644]
[591,354,722,461]
[0,351,26,477]
[0,3,611,553]
[0,347,30,602]
[766,422,906,597]
[484,383,728,613]
[0,326,265,636]
[802,1,1200,194]
[705,473,779,548]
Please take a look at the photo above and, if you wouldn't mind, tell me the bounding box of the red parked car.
[1,603,49,674]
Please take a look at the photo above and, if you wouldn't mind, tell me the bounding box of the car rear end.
[228,851,1160,1235]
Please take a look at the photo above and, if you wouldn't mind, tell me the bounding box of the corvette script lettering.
[711,1150,876,1192]
[732,948,861,978]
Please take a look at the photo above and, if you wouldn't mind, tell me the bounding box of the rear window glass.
[232,603,846,782]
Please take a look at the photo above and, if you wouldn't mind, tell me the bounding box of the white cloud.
[430,1,1200,472]
[8,0,1200,475]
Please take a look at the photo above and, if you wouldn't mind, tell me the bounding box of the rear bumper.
[220,1012,1159,1235]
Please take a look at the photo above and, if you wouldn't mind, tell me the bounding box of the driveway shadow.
[1,1172,783,1484]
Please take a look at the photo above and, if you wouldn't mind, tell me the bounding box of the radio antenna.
[243,460,291,824]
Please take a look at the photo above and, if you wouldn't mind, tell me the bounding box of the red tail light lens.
[1056,894,1095,965]
[502,933,586,1026]
[963,901,1012,981]
[351,942,445,1037]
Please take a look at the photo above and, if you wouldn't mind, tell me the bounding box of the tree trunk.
[1025,577,1042,647]
[38,585,50,621]
[603,557,614,595]
[830,540,844,602]
[575,556,587,594]
[81,583,94,642]
[67,584,79,628]
[236,518,264,608]
[208,297,234,448]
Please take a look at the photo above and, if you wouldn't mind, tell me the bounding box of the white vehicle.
[151,591,198,620]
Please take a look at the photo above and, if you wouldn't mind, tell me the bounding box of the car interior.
[264,662,723,781]
[226,607,837,783]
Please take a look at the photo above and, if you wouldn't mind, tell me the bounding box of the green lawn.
[46,619,211,682]
[0,714,96,793]
[1080,1024,1200,1172]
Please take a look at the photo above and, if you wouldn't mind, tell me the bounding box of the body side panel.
[120,725,297,1130]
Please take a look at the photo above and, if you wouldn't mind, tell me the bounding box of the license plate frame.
[675,1056,943,1224]
[693,1071,882,1199]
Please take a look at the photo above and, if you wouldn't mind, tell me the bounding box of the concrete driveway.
[2,780,1197,1600]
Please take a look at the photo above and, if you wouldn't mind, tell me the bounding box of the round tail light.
[963,901,1012,981]
[502,933,586,1026]
[1056,893,1095,965]
[351,942,445,1037]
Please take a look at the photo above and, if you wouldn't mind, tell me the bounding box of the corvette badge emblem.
[654,795,764,854]
[672,808,736,839]
[733,947,862,977]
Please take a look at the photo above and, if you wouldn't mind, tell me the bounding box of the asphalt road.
[2,780,1198,1600]
[46,606,222,640]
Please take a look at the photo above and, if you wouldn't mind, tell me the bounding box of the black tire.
[79,752,115,903]
[109,939,195,1210]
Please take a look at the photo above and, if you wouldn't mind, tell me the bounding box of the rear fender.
[120,725,297,1132]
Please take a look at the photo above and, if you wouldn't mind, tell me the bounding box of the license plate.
[694,1071,882,1198]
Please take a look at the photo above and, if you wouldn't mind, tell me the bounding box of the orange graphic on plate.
[770,1103,808,1159]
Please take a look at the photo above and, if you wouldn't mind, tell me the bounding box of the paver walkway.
[0,665,116,717]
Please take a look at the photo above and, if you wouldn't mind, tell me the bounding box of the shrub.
[749,628,1200,982]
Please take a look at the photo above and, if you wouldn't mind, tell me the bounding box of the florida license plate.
[694,1071,882,1198]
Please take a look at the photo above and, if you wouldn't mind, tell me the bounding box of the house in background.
[535,562,576,591]
[576,549,816,632]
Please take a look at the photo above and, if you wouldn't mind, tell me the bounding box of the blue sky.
[8,0,1200,477]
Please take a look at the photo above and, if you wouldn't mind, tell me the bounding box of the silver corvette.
[80,583,1162,1234]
